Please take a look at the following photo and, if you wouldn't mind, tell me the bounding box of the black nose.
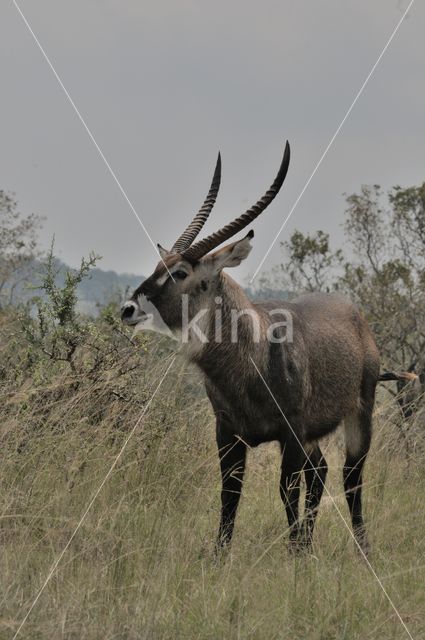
[121,304,136,321]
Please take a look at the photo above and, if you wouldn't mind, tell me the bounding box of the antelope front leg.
[301,445,328,548]
[279,439,305,551]
[215,423,246,551]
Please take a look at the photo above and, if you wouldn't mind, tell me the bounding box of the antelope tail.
[378,371,418,382]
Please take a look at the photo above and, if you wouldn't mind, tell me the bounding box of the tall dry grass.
[0,310,424,639]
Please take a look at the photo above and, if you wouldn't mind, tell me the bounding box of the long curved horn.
[171,152,221,254]
[182,141,290,262]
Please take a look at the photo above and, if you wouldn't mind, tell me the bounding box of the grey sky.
[1,1,424,284]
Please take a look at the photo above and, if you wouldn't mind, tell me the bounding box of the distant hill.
[74,265,144,315]
[9,258,144,316]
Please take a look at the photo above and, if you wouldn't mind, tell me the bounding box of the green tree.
[266,229,343,294]
[263,182,425,382]
[24,242,100,371]
[340,184,425,376]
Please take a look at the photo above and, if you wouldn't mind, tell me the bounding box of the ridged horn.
[171,152,221,254]
[182,141,290,262]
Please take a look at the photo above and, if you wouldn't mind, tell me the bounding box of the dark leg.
[343,408,373,556]
[301,445,328,547]
[216,423,247,550]
[279,439,305,549]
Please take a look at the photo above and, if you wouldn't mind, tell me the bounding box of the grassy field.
[0,311,424,640]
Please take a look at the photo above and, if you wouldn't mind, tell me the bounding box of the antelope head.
[121,142,290,339]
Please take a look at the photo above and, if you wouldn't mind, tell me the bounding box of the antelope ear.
[157,244,170,260]
[209,230,254,273]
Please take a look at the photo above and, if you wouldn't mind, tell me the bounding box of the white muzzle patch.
[122,295,175,340]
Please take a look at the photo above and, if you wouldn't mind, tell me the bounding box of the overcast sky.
[1,1,424,284]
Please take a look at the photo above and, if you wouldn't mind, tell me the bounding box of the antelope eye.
[173,270,187,280]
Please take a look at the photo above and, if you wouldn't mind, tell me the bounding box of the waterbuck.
[121,143,414,555]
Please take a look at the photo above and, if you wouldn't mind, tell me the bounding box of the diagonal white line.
[249,355,414,640]
[250,0,415,283]
[11,356,176,640]
[12,0,175,280]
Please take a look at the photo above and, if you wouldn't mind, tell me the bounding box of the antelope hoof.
[288,529,312,555]
[289,539,312,556]
[355,532,371,559]
[214,536,232,559]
